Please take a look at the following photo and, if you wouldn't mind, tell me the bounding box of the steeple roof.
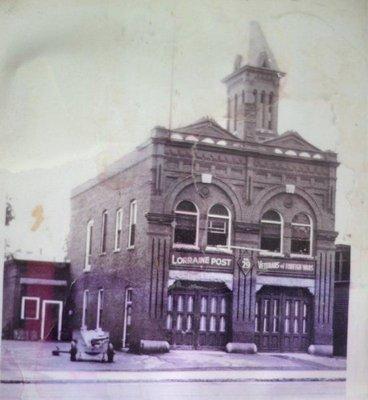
[247,21,279,70]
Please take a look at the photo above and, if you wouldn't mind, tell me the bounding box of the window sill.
[113,249,121,253]
[205,246,233,254]
[83,267,91,273]
[173,245,200,251]
[127,246,135,251]
[99,252,107,256]
[290,254,314,260]
[259,251,284,258]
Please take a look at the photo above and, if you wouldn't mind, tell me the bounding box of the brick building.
[69,23,338,355]
[2,257,71,341]
[333,244,350,356]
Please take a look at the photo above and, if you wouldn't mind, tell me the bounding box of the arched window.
[207,204,231,248]
[291,213,313,256]
[261,91,266,128]
[260,210,283,254]
[173,201,198,247]
[268,92,273,130]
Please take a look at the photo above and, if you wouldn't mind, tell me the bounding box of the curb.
[1,377,346,384]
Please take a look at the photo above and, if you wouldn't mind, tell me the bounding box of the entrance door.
[41,300,63,341]
[166,283,231,349]
[255,286,312,352]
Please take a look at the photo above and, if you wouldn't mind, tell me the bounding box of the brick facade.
[69,24,339,354]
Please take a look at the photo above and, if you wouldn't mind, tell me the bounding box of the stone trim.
[145,212,174,226]
[316,230,339,242]
[234,221,260,234]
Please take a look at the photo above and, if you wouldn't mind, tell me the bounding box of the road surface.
[1,380,345,400]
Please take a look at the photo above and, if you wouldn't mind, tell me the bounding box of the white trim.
[21,296,40,320]
[100,210,108,254]
[82,289,89,329]
[84,220,94,271]
[41,300,63,341]
[114,208,123,251]
[122,288,133,348]
[96,289,104,329]
[173,201,199,248]
[20,278,67,286]
[128,200,137,249]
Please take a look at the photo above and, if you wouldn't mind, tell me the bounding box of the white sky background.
[0,0,366,260]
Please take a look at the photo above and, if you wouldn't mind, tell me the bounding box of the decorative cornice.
[316,229,339,242]
[234,221,260,234]
[145,212,174,226]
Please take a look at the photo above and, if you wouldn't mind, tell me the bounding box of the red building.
[2,257,71,341]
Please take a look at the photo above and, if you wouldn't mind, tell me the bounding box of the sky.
[0,0,366,260]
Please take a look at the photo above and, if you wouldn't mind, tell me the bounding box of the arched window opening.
[291,213,313,256]
[207,204,231,248]
[268,92,274,130]
[261,91,266,128]
[234,94,238,131]
[174,201,198,247]
[260,210,283,254]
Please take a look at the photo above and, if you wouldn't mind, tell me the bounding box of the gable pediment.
[175,117,240,141]
[263,131,322,152]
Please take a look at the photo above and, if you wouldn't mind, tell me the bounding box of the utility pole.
[0,173,5,351]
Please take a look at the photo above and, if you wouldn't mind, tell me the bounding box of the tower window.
[268,92,274,130]
[234,94,238,131]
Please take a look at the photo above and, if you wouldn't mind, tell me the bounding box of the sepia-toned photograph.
[0,1,367,399]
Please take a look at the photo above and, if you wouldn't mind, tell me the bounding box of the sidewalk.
[0,340,346,383]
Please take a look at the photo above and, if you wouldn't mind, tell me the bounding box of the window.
[260,210,283,254]
[114,208,123,251]
[173,200,198,247]
[82,290,89,329]
[284,300,291,334]
[207,204,231,249]
[166,294,173,330]
[128,200,137,248]
[255,300,261,332]
[84,220,94,271]
[21,296,39,320]
[261,91,266,128]
[234,94,238,131]
[268,92,273,130]
[262,299,270,333]
[291,213,312,256]
[100,210,108,254]
[96,289,104,329]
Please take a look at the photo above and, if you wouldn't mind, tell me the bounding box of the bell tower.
[222,22,285,142]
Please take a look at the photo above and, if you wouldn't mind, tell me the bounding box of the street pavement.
[0,381,347,400]
[0,341,348,399]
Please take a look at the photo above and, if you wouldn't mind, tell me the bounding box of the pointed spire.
[247,21,278,70]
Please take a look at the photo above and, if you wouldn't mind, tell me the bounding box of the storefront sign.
[171,251,233,269]
[258,257,315,277]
